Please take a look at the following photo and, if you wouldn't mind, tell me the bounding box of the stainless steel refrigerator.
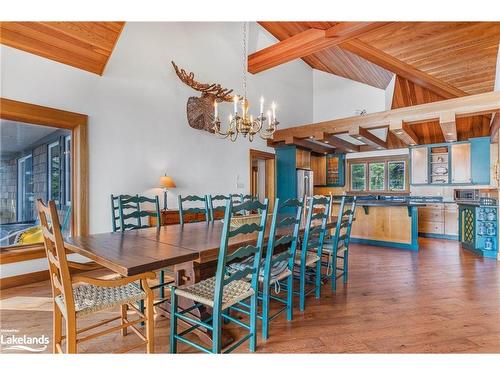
[297,169,314,199]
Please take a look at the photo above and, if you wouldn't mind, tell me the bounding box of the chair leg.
[53,303,62,353]
[212,313,222,354]
[145,297,154,354]
[121,304,128,336]
[331,251,338,291]
[249,293,258,352]
[343,250,349,284]
[160,270,165,300]
[262,288,270,340]
[315,260,321,299]
[299,264,306,311]
[286,275,293,321]
[169,288,177,354]
[65,317,77,354]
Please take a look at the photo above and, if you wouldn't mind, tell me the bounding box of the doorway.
[249,149,275,205]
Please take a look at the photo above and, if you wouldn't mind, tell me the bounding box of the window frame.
[347,155,409,194]
[47,140,61,205]
[16,153,33,221]
[0,97,88,265]
[64,135,72,206]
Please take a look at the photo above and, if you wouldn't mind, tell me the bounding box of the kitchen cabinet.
[311,155,326,186]
[418,203,458,238]
[411,147,429,184]
[451,143,471,184]
[410,137,490,186]
[296,148,311,170]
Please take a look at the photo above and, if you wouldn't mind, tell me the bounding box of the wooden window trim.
[347,155,410,195]
[0,98,88,265]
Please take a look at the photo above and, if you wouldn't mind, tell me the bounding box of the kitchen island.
[332,199,425,251]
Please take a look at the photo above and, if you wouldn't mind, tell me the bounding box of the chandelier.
[212,23,279,142]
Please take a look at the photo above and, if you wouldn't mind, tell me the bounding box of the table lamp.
[159,175,176,210]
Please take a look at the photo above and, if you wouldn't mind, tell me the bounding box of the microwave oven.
[454,189,480,202]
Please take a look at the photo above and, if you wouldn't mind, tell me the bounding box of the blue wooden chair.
[170,198,270,353]
[110,194,138,232]
[113,195,171,316]
[178,195,210,225]
[228,197,304,340]
[323,196,357,291]
[293,195,332,311]
[207,194,231,222]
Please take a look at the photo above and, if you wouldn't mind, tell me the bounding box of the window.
[64,135,72,206]
[48,141,61,205]
[369,162,385,191]
[17,154,33,222]
[348,157,408,193]
[350,163,366,191]
[388,161,405,191]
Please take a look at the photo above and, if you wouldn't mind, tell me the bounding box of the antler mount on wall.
[172,61,236,133]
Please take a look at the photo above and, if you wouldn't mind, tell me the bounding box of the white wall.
[312,69,386,123]
[1,22,313,235]
[0,22,313,277]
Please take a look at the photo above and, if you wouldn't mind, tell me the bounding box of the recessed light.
[377,147,383,150]
[446,132,453,136]
[324,140,329,144]
[309,136,314,139]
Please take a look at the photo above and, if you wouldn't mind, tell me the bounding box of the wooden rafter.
[316,132,361,153]
[284,136,333,154]
[248,22,390,74]
[271,91,500,146]
[439,112,457,142]
[340,39,468,99]
[389,119,420,146]
[349,127,388,149]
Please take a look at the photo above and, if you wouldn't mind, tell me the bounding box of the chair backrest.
[178,195,210,225]
[110,194,138,232]
[332,196,357,252]
[213,198,269,315]
[263,197,304,282]
[300,195,332,259]
[118,195,161,231]
[208,194,231,222]
[37,199,75,317]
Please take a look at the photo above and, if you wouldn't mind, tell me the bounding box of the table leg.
[155,259,235,348]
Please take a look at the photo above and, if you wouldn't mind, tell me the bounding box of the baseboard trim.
[418,233,459,241]
[0,270,50,290]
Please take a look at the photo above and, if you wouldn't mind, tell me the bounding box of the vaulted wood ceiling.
[257,22,500,150]
[0,22,125,75]
[256,22,500,95]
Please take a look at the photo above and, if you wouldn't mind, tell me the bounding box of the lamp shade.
[160,175,176,188]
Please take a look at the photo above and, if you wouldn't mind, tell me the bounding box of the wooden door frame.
[249,149,275,200]
[0,98,88,264]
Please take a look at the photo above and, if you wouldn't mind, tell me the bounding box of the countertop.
[332,199,426,207]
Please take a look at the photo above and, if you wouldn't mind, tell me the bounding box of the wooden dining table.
[65,215,343,346]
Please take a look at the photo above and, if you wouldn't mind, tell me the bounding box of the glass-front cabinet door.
[326,154,345,187]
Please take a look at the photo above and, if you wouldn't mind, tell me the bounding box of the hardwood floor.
[1,238,499,353]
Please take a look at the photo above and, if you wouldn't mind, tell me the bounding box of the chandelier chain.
[242,22,247,101]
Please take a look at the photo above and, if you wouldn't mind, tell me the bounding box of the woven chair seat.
[175,276,254,310]
[55,282,146,318]
[323,244,347,254]
[294,251,320,266]
[227,255,291,284]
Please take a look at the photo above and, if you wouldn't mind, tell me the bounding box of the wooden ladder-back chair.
[227,197,304,340]
[207,194,231,222]
[110,194,138,232]
[178,195,210,225]
[323,196,357,291]
[170,198,270,353]
[293,195,332,311]
[115,195,171,314]
[37,199,156,353]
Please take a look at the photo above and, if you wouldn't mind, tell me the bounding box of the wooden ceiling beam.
[249,22,391,74]
[340,39,469,99]
[315,132,361,153]
[389,119,420,145]
[348,127,388,149]
[284,136,334,154]
[439,112,458,142]
[271,91,500,143]
[490,111,500,142]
